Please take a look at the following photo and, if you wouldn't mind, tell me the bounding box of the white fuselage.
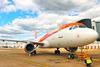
[41,27,98,48]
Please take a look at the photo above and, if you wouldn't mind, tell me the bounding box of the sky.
[0,0,100,40]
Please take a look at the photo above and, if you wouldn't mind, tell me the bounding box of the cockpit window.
[79,25,87,28]
[69,23,87,30]
[73,26,78,29]
[78,24,87,28]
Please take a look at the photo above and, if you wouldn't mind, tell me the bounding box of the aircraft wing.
[0,39,27,43]
[0,39,44,46]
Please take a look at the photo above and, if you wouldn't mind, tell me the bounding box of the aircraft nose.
[88,29,98,40]
[83,29,98,43]
[75,28,99,46]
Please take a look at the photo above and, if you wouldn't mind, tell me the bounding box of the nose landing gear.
[65,47,78,59]
[67,53,76,59]
[55,48,60,55]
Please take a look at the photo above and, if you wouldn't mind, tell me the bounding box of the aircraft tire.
[55,50,60,55]
[68,53,75,59]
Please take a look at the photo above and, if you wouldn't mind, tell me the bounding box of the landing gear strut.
[65,47,77,59]
[28,50,37,56]
[55,48,60,55]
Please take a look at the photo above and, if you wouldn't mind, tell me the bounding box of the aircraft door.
[58,32,63,38]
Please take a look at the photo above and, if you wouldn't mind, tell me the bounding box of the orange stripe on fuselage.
[39,22,83,42]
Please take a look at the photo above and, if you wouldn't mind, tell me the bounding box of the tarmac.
[0,48,99,67]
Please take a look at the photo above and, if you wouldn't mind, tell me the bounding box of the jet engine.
[24,43,37,53]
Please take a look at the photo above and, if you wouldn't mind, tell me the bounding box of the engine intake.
[25,43,35,53]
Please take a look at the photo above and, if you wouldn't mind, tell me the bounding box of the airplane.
[0,19,99,58]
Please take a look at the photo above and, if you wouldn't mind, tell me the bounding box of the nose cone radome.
[84,29,99,43]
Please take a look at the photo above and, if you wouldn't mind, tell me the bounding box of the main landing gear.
[28,50,37,56]
[55,48,60,55]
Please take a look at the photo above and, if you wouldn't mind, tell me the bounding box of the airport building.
[0,41,26,48]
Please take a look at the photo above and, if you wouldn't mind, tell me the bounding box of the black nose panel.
[78,19,92,28]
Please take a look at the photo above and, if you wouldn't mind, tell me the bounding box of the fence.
[83,41,100,49]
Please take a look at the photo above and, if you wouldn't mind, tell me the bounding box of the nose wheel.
[55,48,60,55]
[67,53,75,59]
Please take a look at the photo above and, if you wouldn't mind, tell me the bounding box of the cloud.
[0,0,8,7]
[0,0,96,14]
[0,0,40,13]
[11,14,60,31]
[14,0,40,12]
[92,17,100,22]
[0,25,23,34]
[79,6,100,19]
[1,5,16,12]
[0,0,99,18]
[0,13,83,39]
[34,0,96,14]
[0,13,83,34]
[0,0,16,12]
